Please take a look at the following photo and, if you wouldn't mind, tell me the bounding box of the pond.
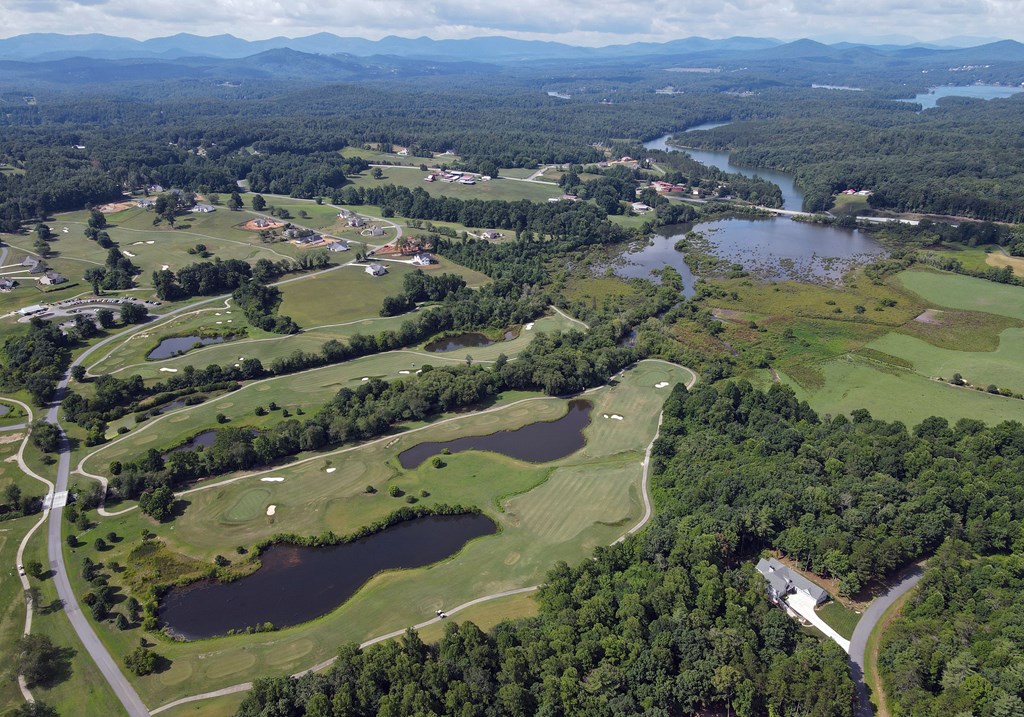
[899,84,1023,110]
[398,399,592,469]
[644,133,804,210]
[0,404,9,418]
[148,335,225,360]
[164,429,218,456]
[616,217,885,288]
[159,514,497,639]
[424,330,514,353]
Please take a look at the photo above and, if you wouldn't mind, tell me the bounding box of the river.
[644,131,805,210]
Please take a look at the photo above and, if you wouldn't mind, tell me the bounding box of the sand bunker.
[655,382,670,388]
[159,367,178,373]
[914,309,944,325]
[132,241,143,245]
[361,377,369,381]
[603,414,610,419]
[399,370,410,375]
[611,414,624,421]
[261,477,284,483]
[524,322,534,330]
[123,251,135,257]
[161,264,169,270]
[325,467,336,473]
[266,505,277,516]
[145,240,155,245]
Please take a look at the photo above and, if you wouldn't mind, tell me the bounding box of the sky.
[0,0,1019,45]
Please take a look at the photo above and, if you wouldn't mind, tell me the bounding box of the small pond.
[399,399,592,469]
[154,399,188,415]
[148,335,225,360]
[159,514,497,639]
[899,84,1023,110]
[0,404,10,418]
[424,330,514,353]
[164,429,218,456]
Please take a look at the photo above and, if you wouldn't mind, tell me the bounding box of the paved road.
[848,567,923,717]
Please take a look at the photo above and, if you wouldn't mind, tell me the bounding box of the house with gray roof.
[756,557,829,606]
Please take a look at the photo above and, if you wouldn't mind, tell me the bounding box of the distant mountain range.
[1,33,1022,88]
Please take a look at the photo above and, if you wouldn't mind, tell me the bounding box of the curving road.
[848,567,923,717]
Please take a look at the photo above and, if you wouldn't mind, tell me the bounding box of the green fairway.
[65,361,691,709]
[0,509,34,713]
[81,310,579,454]
[277,260,490,328]
[898,268,1024,320]
[346,168,564,203]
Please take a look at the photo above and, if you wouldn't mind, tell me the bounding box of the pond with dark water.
[148,335,225,360]
[424,330,514,353]
[159,513,497,639]
[399,399,592,469]
[614,217,885,290]
[644,131,805,210]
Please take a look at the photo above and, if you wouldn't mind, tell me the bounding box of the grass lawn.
[816,601,860,640]
[159,692,246,717]
[986,251,1024,277]
[346,169,563,203]
[831,193,869,217]
[897,268,1024,321]
[0,510,35,713]
[66,361,691,709]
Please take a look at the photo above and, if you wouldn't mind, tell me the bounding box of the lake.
[159,513,497,639]
[644,133,805,210]
[616,218,885,288]
[900,84,1024,110]
[148,335,225,360]
[398,399,592,469]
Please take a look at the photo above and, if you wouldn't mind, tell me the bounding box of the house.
[17,304,46,316]
[631,202,652,213]
[39,271,67,286]
[424,174,436,182]
[190,204,216,213]
[0,278,16,291]
[329,241,350,252]
[253,218,273,228]
[365,263,387,276]
[137,199,156,208]
[459,178,476,185]
[756,558,829,606]
[337,209,352,218]
[21,256,40,270]
[481,230,501,240]
[368,225,385,237]
[349,217,366,228]
[411,253,437,266]
[148,184,165,193]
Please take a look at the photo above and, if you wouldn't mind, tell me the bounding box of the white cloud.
[0,0,1021,44]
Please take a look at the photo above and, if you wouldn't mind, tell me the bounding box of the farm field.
[346,167,564,203]
[62,360,693,709]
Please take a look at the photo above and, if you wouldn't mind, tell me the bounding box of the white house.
[631,202,652,213]
[39,271,67,286]
[368,225,385,237]
[365,263,387,276]
[191,204,216,213]
[137,199,156,208]
[0,278,16,291]
[756,558,829,606]
[349,217,366,228]
[411,253,437,266]
[481,230,501,240]
[329,241,350,252]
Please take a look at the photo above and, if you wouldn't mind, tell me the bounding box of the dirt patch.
[986,252,1024,277]
[711,308,748,322]
[913,309,943,325]
[0,434,24,445]
[240,218,284,231]
[96,201,136,214]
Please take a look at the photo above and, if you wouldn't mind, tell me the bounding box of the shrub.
[431,456,446,469]
[388,485,402,497]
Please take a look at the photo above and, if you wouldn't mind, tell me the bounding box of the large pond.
[399,399,592,469]
[424,330,514,353]
[644,132,805,210]
[900,84,1023,110]
[616,218,885,289]
[159,513,497,639]
[148,335,225,360]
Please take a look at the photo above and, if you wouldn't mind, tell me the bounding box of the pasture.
[346,168,564,203]
[63,361,692,708]
[897,268,1024,321]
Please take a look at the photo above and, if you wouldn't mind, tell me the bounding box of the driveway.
[786,592,851,653]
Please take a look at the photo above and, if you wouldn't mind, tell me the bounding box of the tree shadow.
[152,654,174,675]
[167,498,191,520]
[41,598,65,615]
[30,645,76,689]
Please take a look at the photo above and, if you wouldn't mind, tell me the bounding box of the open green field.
[63,361,691,709]
[346,168,564,203]
[831,193,870,217]
[0,512,35,713]
[867,328,1024,394]
[816,601,860,641]
[277,260,490,327]
[897,268,1024,320]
